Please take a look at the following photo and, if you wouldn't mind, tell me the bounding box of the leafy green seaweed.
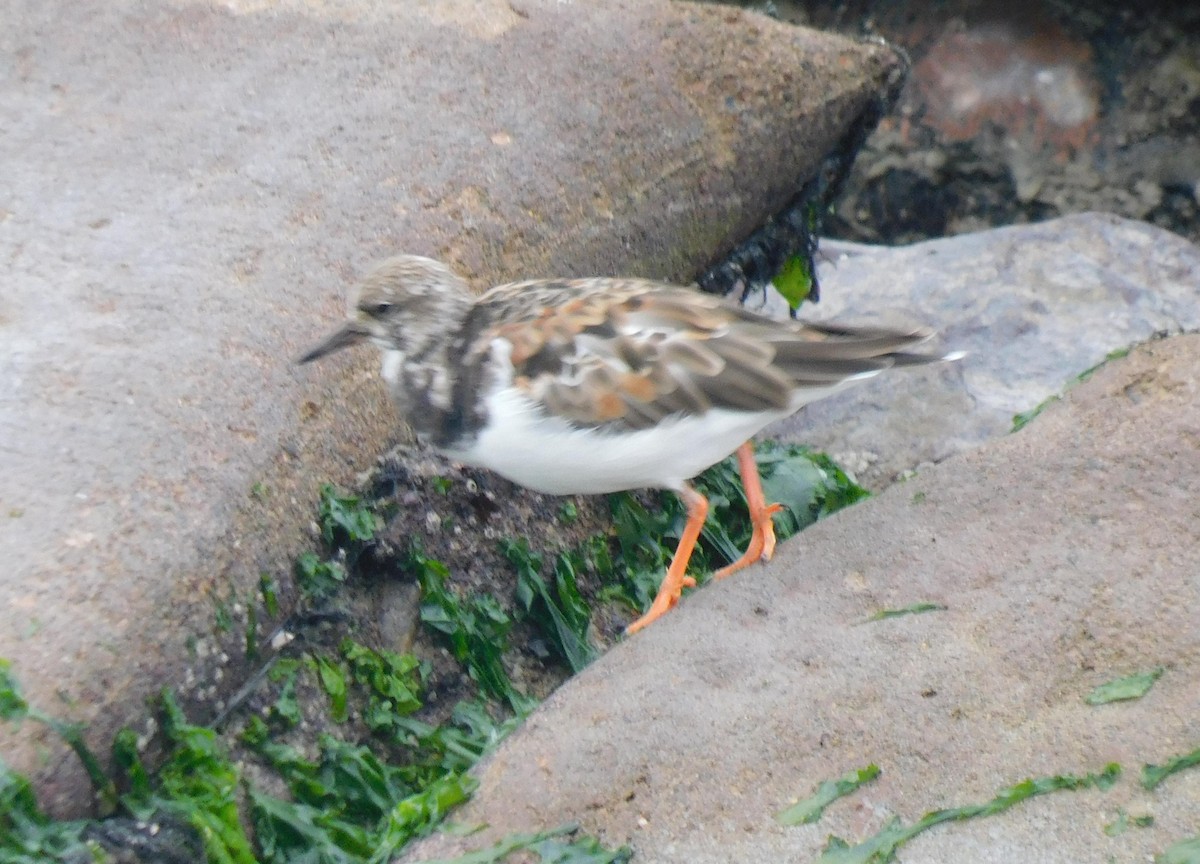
[0,764,94,863]
[818,763,1121,863]
[507,540,599,674]
[368,774,480,864]
[0,658,117,814]
[777,764,881,826]
[317,483,380,546]
[412,549,535,715]
[864,603,946,623]
[1103,809,1154,836]
[1011,396,1062,433]
[116,691,259,864]
[1159,834,1200,864]
[2,636,509,864]
[773,254,816,311]
[1142,746,1200,790]
[342,640,423,723]
[296,552,349,603]
[1085,667,1164,705]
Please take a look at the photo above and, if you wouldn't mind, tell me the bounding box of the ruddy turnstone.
[300,255,956,634]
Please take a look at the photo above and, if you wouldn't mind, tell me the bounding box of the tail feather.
[767,321,957,383]
[883,349,966,367]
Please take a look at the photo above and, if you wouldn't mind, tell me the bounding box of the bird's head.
[297,255,472,364]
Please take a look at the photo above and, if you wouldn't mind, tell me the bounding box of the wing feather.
[471,278,944,432]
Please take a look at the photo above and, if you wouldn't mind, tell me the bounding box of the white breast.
[381,350,403,386]
[444,378,864,496]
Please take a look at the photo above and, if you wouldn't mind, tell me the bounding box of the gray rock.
[401,332,1200,864]
[775,213,1200,487]
[0,0,903,812]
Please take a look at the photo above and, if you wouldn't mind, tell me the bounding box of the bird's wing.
[469,279,934,432]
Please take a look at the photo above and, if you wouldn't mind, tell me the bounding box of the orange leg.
[713,441,783,580]
[625,484,707,634]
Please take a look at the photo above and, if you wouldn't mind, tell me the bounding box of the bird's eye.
[364,301,392,316]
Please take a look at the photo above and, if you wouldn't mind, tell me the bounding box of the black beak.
[296,320,370,364]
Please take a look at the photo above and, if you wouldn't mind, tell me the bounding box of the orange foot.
[714,441,783,580]
[625,485,707,635]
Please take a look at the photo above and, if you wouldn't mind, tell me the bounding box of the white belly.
[446,381,857,495]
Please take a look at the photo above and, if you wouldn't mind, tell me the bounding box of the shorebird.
[300,255,956,633]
